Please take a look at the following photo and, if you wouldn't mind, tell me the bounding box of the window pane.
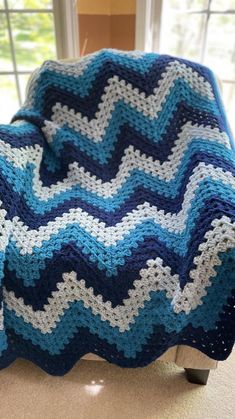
[204,14,235,80]
[165,0,208,10]
[0,0,4,9]
[0,13,13,71]
[222,82,235,135]
[211,0,235,10]
[10,12,56,71]
[160,12,206,62]
[7,0,52,8]
[0,75,19,123]
[19,73,30,103]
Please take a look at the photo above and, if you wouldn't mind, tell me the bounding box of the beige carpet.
[0,350,234,419]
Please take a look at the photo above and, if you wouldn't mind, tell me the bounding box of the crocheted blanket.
[0,49,234,376]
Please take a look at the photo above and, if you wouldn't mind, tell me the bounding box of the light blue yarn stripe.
[29,50,159,108]
[4,248,234,357]
[0,252,6,282]
[0,122,37,136]
[0,330,8,354]
[5,178,235,283]
[1,140,234,214]
[30,80,219,165]
[15,78,219,167]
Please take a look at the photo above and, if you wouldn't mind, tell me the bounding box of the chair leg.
[184,368,210,385]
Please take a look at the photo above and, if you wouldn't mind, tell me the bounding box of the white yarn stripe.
[0,201,11,332]
[0,122,231,182]
[157,60,214,100]
[23,51,98,109]
[23,49,154,113]
[0,306,4,331]
[0,141,42,170]
[43,49,146,77]
[4,217,235,333]
[11,163,235,254]
[38,125,230,199]
[46,61,214,143]
[0,201,11,253]
[0,124,231,199]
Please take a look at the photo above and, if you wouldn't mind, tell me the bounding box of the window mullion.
[200,0,212,63]
[4,0,22,106]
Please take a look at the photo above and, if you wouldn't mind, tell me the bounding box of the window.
[0,0,79,123]
[0,0,56,122]
[1,0,234,131]
[160,0,235,133]
[136,0,235,134]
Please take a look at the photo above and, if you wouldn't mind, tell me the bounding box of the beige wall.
[77,0,136,55]
[77,0,136,15]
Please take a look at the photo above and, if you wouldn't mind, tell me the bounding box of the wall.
[77,0,136,55]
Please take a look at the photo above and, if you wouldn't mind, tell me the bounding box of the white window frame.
[135,0,235,88]
[135,0,163,52]
[0,0,79,108]
[53,0,79,60]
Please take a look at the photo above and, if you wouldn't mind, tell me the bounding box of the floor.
[0,351,234,419]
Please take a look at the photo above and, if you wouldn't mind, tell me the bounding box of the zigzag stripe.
[2,146,234,221]
[46,80,216,144]
[4,245,235,358]
[25,53,214,116]
[4,124,228,206]
[25,50,159,110]
[2,147,235,226]
[1,122,229,171]
[3,185,234,288]
[39,115,229,184]
[44,50,152,76]
[0,50,234,374]
[3,294,234,376]
[4,218,235,335]
[15,93,221,170]
[5,199,235,296]
[42,102,222,167]
[10,165,235,255]
[0,122,43,148]
[40,140,231,201]
[6,184,235,283]
[3,279,231,356]
[29,163,233,213]
[40,126,230,198]
[0,124,230,199]
[4,196,235,295]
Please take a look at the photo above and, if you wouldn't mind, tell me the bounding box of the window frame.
[135,0,235,134]
[0,0,79,108]
[53,0,79,60]
[135,0,235,84]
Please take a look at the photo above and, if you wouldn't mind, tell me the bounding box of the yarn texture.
[0,49,234,375]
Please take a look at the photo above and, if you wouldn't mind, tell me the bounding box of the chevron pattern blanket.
[0,49,234,376]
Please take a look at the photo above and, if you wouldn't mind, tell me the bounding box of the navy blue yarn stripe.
[38,104,223,186]
[4,198,235,309]
[1,291,234,376]
[2,149,235,226]
[36,55,218,119]
[0,125,44,147]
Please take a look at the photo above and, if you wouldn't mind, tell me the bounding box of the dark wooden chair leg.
[184,368,210,385]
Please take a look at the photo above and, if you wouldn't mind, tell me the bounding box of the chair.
[0,50,234,384]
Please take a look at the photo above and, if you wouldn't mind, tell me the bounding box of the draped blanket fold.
[0,49,234,375]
